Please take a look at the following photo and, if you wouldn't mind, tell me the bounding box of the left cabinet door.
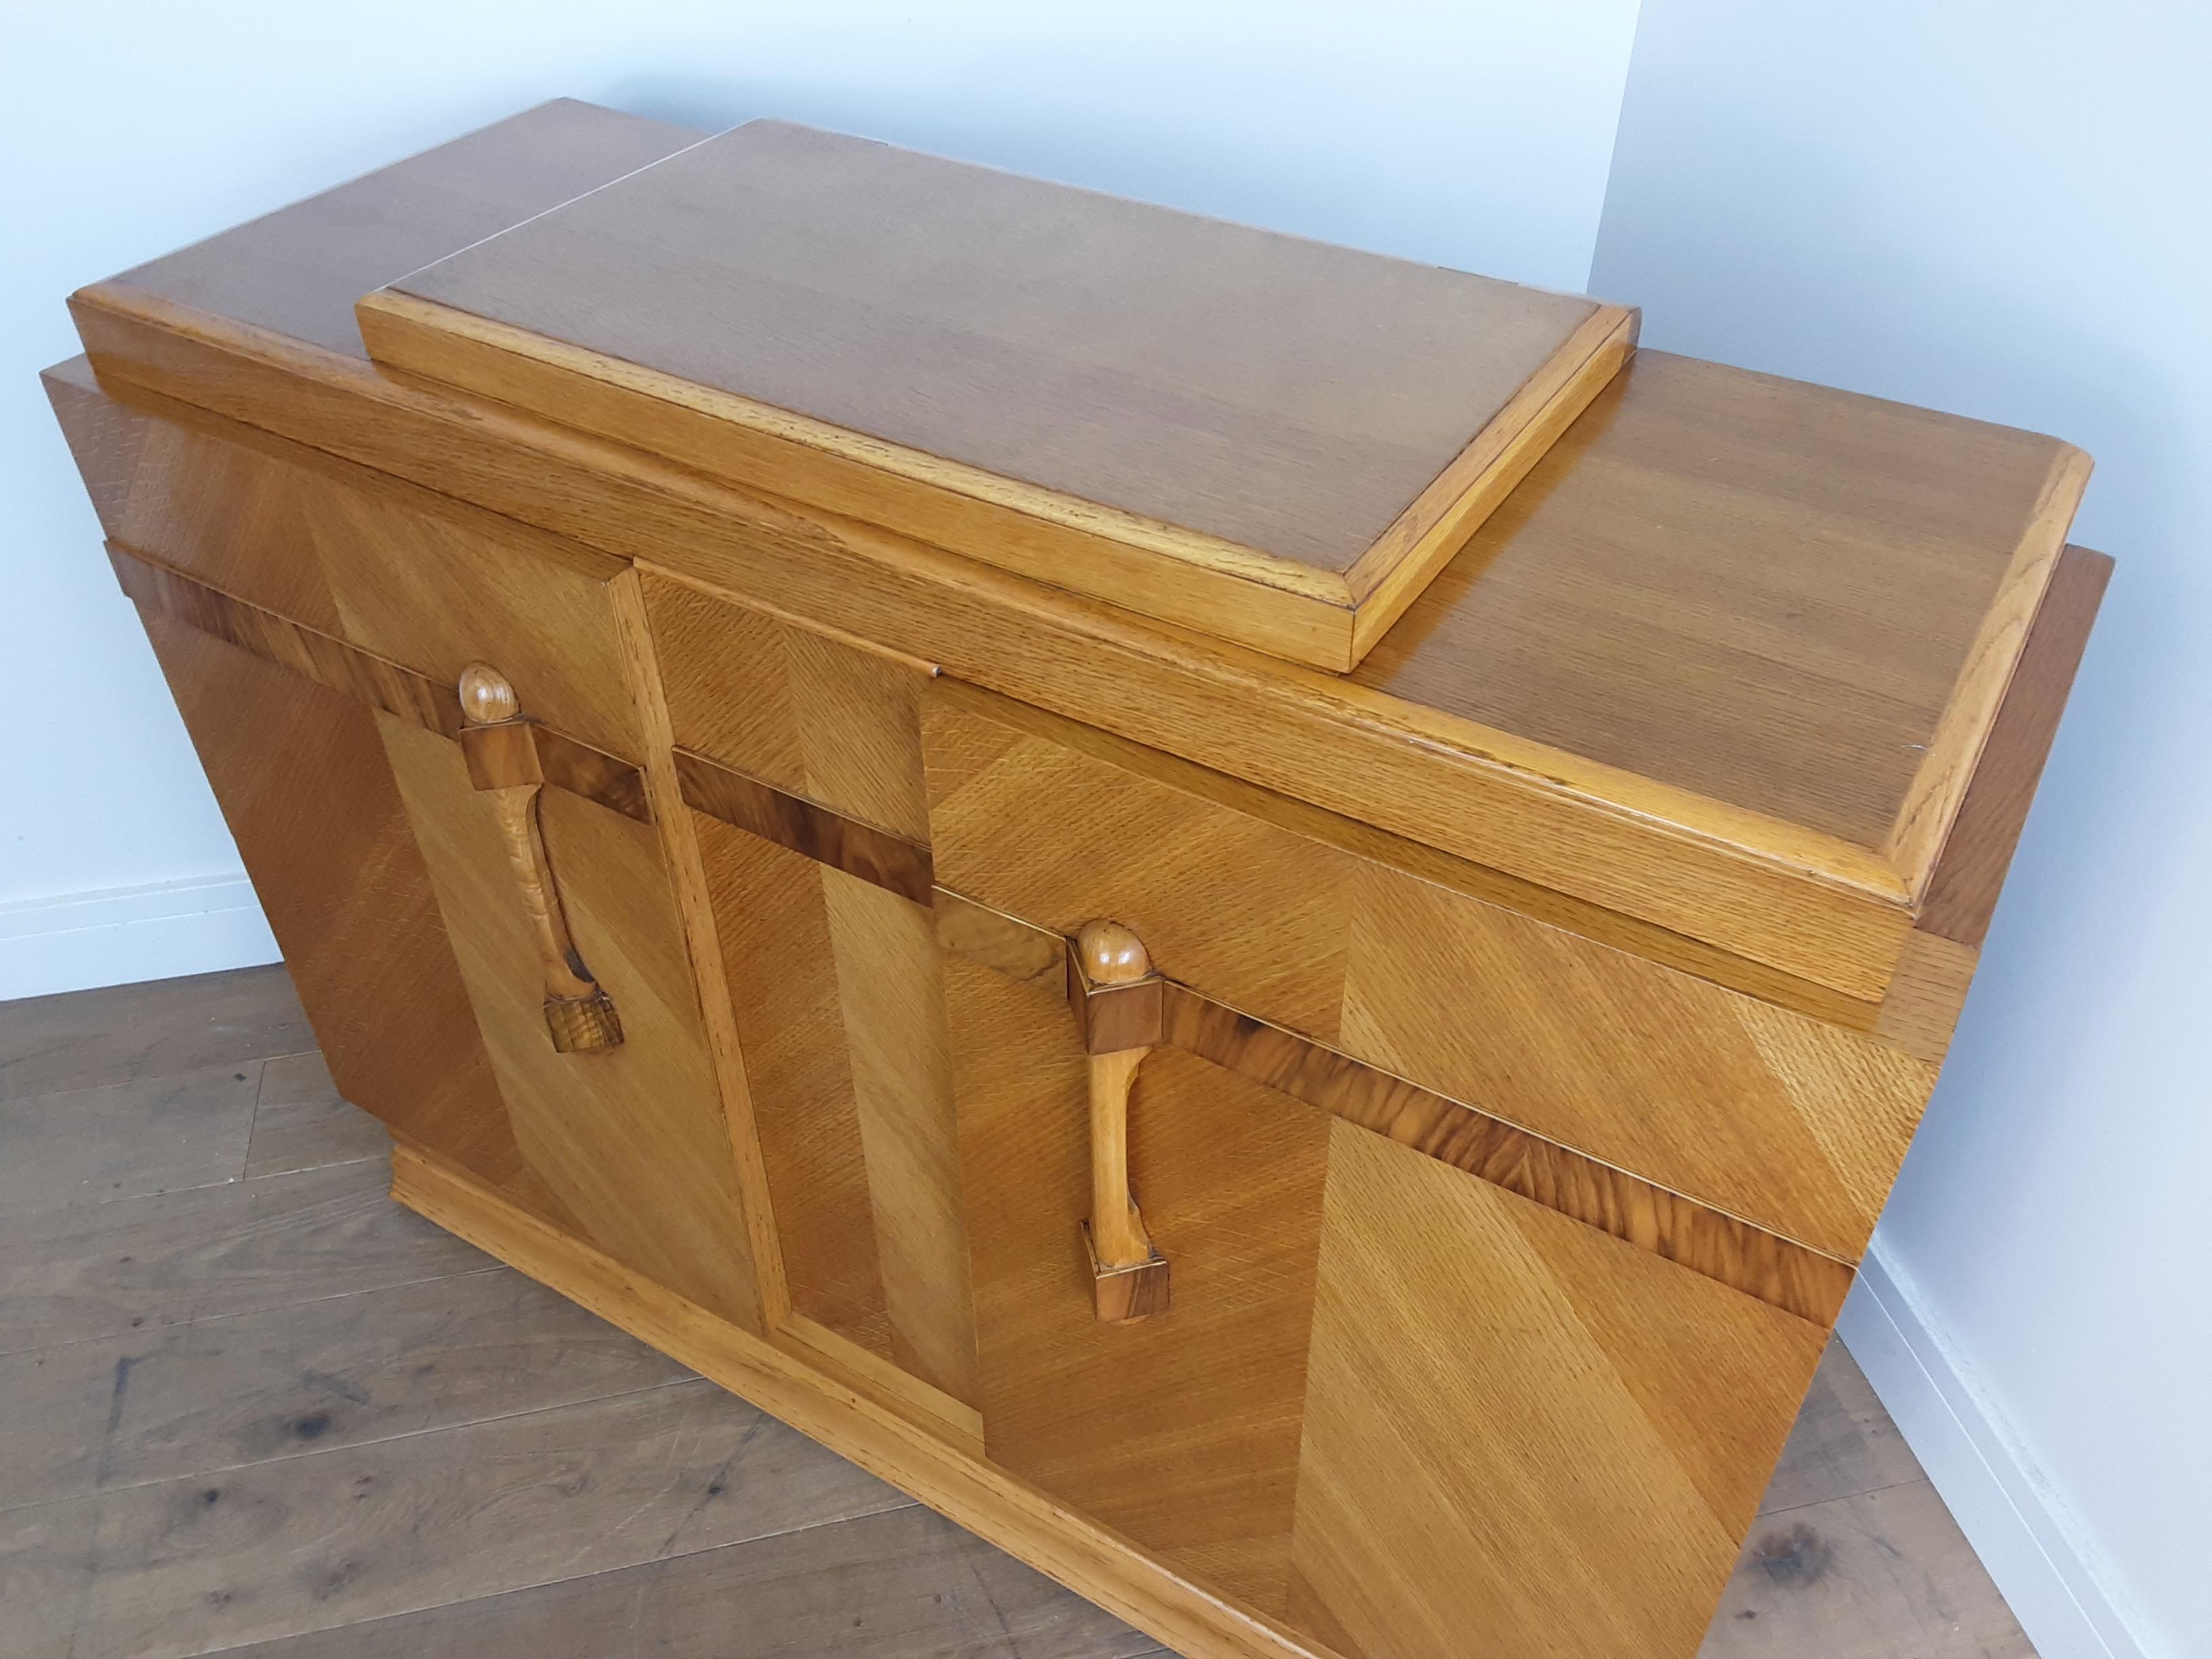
[48,363,762,1332]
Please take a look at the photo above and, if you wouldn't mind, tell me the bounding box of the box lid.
[355,119,1637,670]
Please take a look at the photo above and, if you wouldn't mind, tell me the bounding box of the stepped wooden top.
[354,119,1635,670]
[65,100,2100,1008]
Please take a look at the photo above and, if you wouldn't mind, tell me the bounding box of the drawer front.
[922,678,1935,1263]
[937,922,1826,1659]
[52,371,644,760]
[644,572,932,840]
[647,576,979,1418]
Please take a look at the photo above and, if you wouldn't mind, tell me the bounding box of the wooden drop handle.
[1069,920,1168,1323]
[457,663,622,1053]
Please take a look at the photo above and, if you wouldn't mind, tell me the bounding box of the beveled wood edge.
[773,1311,987,1460]
[674,747,935,905]
[1873,544,2112,1061]
[109,542,651,822]
[1343,304,1637,621]
[1916,543,2112,949]
[1887,445,2094,893]
[928,674,1909,1038]
[389,1139,1336,1659]
[935,886,1851,1326]
[60,298,1922,999]
[356,289,1363,671]
[606,567,787,1333]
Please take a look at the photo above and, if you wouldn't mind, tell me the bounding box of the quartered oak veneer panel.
[46,99,2110,1659]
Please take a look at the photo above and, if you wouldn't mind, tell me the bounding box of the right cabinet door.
[923,676,1842,1659]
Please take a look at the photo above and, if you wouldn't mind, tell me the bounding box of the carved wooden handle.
[457,663,622,1053]
[1067,919,1168,1322]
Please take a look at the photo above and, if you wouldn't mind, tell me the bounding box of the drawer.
[922,677,1937,1264]
[642,571,933,841]
[52,373,646,760]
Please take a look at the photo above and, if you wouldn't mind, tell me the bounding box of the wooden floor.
[0,964,2036,1659]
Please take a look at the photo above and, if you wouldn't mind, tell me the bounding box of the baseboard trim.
[1840,1242,2150,1659]
[0,874,279,1000]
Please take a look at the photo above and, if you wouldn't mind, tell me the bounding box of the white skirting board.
[0,874,280,1002]
[1839,1242,2151,1659]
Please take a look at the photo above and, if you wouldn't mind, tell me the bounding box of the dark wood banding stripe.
[1159,985,1853,1325]
[676,749,935,905]
[933,883,1852,1326]
[535,727,650,821]
[933,888,1067,992]
[109,542,649,822]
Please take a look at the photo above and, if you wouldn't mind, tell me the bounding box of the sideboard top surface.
[65,100,2099,1002]
[356,119,1637,672]
[104,100,699,361]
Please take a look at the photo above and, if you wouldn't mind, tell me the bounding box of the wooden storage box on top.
[46,98,2106,1659]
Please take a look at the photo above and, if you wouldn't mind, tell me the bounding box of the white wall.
[0,0,1642,997]
[1593,7,2212,1658]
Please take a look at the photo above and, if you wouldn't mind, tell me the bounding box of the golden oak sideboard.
[44,100,2108,1659]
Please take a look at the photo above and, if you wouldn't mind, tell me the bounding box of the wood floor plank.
[0,1267,692,1511]
[0,1154,489,1355]
[0,966,312,1102]
[1700,1481,2036,1659]
[244,1054,390,1179]
[205,1504,1169,1659]
[72,1378,908,1659]
[0,1496,96,1659]
[1757,1340,1925,1517]
[0,1061,262,1217]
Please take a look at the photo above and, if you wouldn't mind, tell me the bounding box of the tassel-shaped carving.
[1068,919,1168,1322]
[457,663,622,1053]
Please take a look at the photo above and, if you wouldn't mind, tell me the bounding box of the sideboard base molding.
[387,1137,1338,1659]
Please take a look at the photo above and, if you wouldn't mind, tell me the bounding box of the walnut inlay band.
[674,749,935,905]
[109,544,650,823]
[936,886,1853,1326]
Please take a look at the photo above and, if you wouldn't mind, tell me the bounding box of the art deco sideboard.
[44,100,2108,1659]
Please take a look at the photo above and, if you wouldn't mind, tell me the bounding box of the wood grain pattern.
[100,98,701,360]
[136,617,558,1220]
[46,361,345,630]
[677,747,935,905]
[1284,1123,1827,1659]
[1918,545,2113,949]
[362,119,1634,668]
[392,1140,1342,1659]
[1160,986,1853,1325]
[930,889,1850,1325]
[690,813,978,1409]
[73,1378,897,1659]
[923,678,1934,1262]
[111,544,651,821]
[58,307,1927,1000]
[642,571,935,842]
[377,714,760,1329]
[945,956,1333,1618]
[1351,350,2089,861]
[697,814,888,1348]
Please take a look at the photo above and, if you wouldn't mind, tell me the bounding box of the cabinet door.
[64,378,761,1331]
[643,575,979,1426]
[923,678,1837,1659]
